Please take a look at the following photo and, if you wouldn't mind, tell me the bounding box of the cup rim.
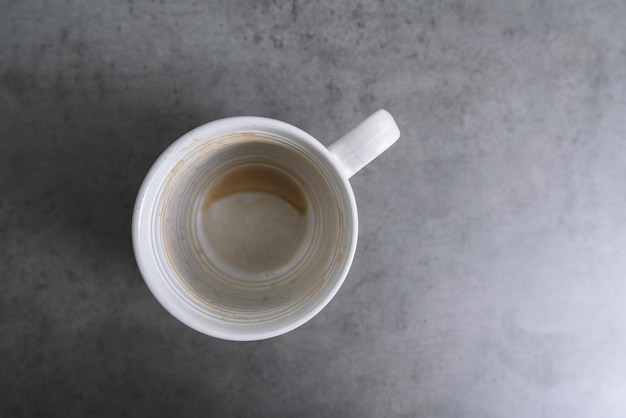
[132,116,358,340]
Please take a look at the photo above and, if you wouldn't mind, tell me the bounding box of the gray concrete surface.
[2,0,626,416]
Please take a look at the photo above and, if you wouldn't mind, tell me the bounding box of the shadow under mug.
[133,109,400,340]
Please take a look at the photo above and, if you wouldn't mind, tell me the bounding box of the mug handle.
[328,109,400,179]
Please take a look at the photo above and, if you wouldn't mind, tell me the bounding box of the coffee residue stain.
[202,165,308,215]
[170,159,185,175]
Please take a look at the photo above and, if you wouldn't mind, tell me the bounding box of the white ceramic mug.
[133,109,400,340]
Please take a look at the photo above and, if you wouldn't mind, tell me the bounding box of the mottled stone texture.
[2,0,626,417]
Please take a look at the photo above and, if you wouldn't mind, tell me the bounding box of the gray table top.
[2,1,625,417]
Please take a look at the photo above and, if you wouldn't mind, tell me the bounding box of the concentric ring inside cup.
[136,122,357,340]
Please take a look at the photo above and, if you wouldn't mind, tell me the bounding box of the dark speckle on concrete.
[270,34,284,49]
[60,28,69,43]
